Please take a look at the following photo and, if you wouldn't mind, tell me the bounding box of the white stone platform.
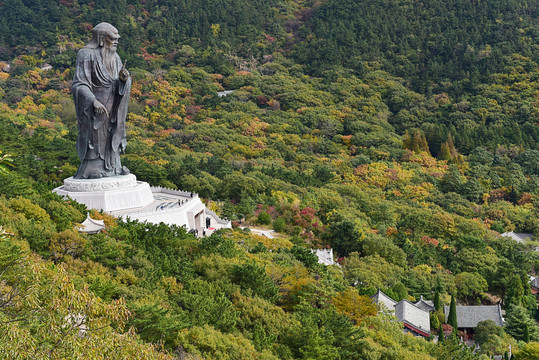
[53,174,155,212]
[111,187,231,236]
[53,177,231,235]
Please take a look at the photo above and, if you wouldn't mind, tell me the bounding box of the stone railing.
[120,188,200,218]
[205,208,230,225]
[151,186,198,198]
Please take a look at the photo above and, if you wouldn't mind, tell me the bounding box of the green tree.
[49,228,87,263]
[127,304,189,345]
[332,288,377,325]
[474,320,504,346]
[0,236,172,359]
[175,324,278,360]
[460,178,484,203]
[343,253,404,289]
[434,290,441,311]
[257,211,271,225]
[439,165,464,193]
[515,342,539,360]
[454,272,487,304]
[392,282,408,301]
[505,305,539,342]
[505,274,525,308]
[431,311,440,331]
[439,142,452,161]
[232,262,279,302]
[272,217,286,232]
[447,294,458,330]
[438,323,445,344]
[327,220,362,257]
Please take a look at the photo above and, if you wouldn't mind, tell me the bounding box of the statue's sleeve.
[111,70,131,153]
[72,49,96,162]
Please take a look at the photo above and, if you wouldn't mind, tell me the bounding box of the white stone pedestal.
[53,174,154,212]
[53,176,231,236]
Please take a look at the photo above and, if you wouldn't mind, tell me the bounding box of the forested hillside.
[0,0,539,358]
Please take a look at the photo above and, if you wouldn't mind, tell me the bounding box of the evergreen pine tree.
[412,131,423,153]
[419,133,431,155]
[505,304,539,341]
[505,274,525,307]
[447,132,457,156]
[402,130,412,150]
[438,323,445,344]
[431,311,440,330]
[410,131,431,154]
[439,142,451,160]
[434,290,441,311]
[448,295,458,330]
[393,282,408,301]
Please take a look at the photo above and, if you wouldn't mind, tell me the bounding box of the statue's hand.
[119,68,129,82]
[93,100,109,117]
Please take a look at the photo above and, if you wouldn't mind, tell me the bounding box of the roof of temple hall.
[444,304,504,328]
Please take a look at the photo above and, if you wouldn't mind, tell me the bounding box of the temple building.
[443,304,504,340]
[371,289,431,337]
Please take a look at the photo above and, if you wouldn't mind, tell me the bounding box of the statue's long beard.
[101,47,117,78]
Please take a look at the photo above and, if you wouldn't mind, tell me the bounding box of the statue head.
[86,22,120,50]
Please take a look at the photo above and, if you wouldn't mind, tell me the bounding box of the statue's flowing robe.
[72,47,131,179]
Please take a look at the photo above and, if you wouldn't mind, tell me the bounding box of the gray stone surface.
[73,22,131,179]
[240,227,276,239]
[63,174,137,192]
[53,179,154,212]
[110,187,231,235]
[501,231,533,243]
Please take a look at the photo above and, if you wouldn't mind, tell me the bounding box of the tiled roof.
[444,304,504,328]
[501,232,533,243]
[78,213,105,234]
[311,248,335,266]
[371,290,431,336]
[395,300,431,335]
[415,296,435,312]
[371,289,397,312]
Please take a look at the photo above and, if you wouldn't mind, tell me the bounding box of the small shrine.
[78,213,106,234]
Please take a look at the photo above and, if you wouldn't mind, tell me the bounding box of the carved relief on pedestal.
[63,174,138,192]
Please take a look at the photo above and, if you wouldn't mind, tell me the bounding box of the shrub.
[272,217,286,232]
[257,211,271,225]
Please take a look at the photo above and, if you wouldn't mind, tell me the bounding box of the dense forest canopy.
[0,0,539,358]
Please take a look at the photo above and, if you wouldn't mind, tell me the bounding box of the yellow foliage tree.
[332,288,377,325]
[0,241,173,359]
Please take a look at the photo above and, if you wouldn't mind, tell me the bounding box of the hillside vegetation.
[0,0,539,358]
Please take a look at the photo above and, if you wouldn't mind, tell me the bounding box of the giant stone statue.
[73,22,131,179]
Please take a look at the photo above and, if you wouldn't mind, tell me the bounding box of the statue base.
[53,174,154,212]
[53,175,232,236]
